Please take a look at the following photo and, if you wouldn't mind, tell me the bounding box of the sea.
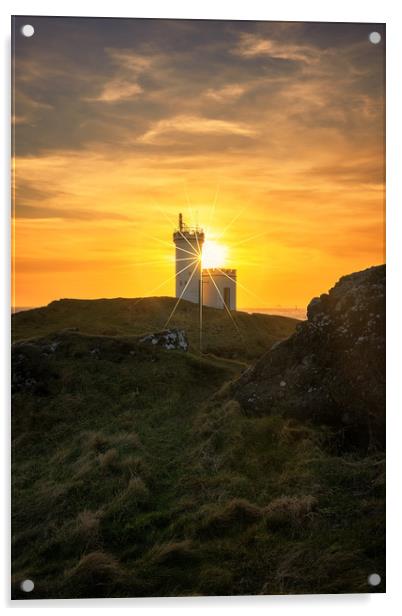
[243,307,307,320]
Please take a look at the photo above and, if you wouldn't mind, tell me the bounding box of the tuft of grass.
[74,509,102,546]
[146,540,196,566]
[62,551,124,598]
[98,448,120,472]
[264,495,318,530]
[198,499,263,538]
[125,476,148,498]
[85,431,109,452]
[222,399,242,416]
[105,476,150,518]
[197,565,234,595]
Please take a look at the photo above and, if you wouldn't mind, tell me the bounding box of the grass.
[11,321,384,598]
[12,296,299,360]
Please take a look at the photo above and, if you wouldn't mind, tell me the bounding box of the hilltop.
[11,268,385,598]
[12,296,299,361]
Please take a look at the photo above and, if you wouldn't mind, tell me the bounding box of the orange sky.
[12,18,385,310]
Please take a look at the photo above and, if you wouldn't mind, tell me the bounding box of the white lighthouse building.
[173,213,204,304]
[173,213,237,310]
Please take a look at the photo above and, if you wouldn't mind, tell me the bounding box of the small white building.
[202,268,237,311]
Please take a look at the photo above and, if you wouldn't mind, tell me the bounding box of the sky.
[12,17,385,310]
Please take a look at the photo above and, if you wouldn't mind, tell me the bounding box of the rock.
[233,265,385,451]
[139,329,189,351]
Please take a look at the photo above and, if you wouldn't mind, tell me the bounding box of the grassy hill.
[12,297,299,361]
[11,331,244,598]
[11,330,384,598]
[11,278,384,598]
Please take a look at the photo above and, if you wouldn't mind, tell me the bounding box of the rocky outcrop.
[234,265,385,451]
[139,329,188,351]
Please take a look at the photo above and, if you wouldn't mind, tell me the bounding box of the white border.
[2,1,401,614]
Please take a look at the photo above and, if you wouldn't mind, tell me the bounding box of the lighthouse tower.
[173,213,205,304]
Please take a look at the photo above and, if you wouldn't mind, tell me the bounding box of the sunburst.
[137,188,266,353]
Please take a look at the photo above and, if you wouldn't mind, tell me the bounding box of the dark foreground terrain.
[11,267,385,599]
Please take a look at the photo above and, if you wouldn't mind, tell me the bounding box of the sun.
[202,239,228,269]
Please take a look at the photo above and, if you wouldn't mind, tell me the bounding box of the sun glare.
[202,239,228,269]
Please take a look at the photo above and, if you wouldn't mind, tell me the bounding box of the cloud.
[205,84,246,103]
[86,48,152,103]
[138,114,256,144]
[15,257,120,273]
[13,179,133,221]
[12,114,29,125]
[12,90,54,128]
[306,157,385,186]
[233,33,319,64]
[87,79,143,102]
[15,204,132,221]
[106,49,153,72]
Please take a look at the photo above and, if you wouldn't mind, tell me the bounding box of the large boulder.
[233,265,385,451]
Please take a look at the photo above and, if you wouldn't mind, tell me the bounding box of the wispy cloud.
[138,114,256,144]
[12,114,29,125]
[106,48,153,72]
[87,48,152,103]
[205,84,246,103]
[87,79,143,102]
[233,33,319,64]
[15,204,132,221]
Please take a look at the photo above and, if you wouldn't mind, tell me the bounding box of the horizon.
[11,298,308,318]
[12,17,385,310]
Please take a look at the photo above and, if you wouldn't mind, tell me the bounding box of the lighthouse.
[173,213,205,304]
[173,213,237,310]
